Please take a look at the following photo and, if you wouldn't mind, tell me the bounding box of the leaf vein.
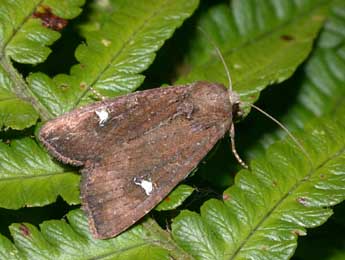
[229,145,345,259]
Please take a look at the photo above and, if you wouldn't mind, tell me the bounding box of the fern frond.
[2,107,344,259]
[0,66,38,130]
[240,0,345,159]
[0,138,79,209]
[1,210,191,260]
[156,184,195,211]
[172,107,345,260]
[0,0,84,129]
[28,0,199,117]
[177,0,330,104]
[0,0,84,64]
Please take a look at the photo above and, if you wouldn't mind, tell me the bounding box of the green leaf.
[22,0,331,209]
[0,0,84,129]
[177,0,330,104]
[0,66,38,130]
[0,0,200,213]
[0,138,79,209]
[171,107,345,260]
[0,209,191,260]
[29,0,199,117]
[241,0,345,158]
[286,0,345,125]
[26,73,73,118]
[0,234,23,259]
[0,0,84,64]
[2,108,344,259]
[293,202,345,260]
[156,184,195,211]
[0,1,343,259]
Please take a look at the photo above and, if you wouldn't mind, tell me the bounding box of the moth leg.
[229,123,248,169]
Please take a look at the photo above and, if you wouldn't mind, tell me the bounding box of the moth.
[39,81,242,239]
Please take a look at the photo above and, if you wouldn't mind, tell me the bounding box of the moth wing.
[39,84,201,166]
[80,82,232,238]
[39,82,232,239]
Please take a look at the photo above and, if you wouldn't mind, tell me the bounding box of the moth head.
[228,90,243,121]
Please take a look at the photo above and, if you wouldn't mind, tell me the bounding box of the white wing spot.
[134,177,153,196]
[95,109,109,126]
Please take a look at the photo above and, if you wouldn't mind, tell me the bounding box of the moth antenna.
[197,27,232,92]
[197,27,247,168]
[250,104,312,163]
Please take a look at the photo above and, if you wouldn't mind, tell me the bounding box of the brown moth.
[39,81,241,239]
